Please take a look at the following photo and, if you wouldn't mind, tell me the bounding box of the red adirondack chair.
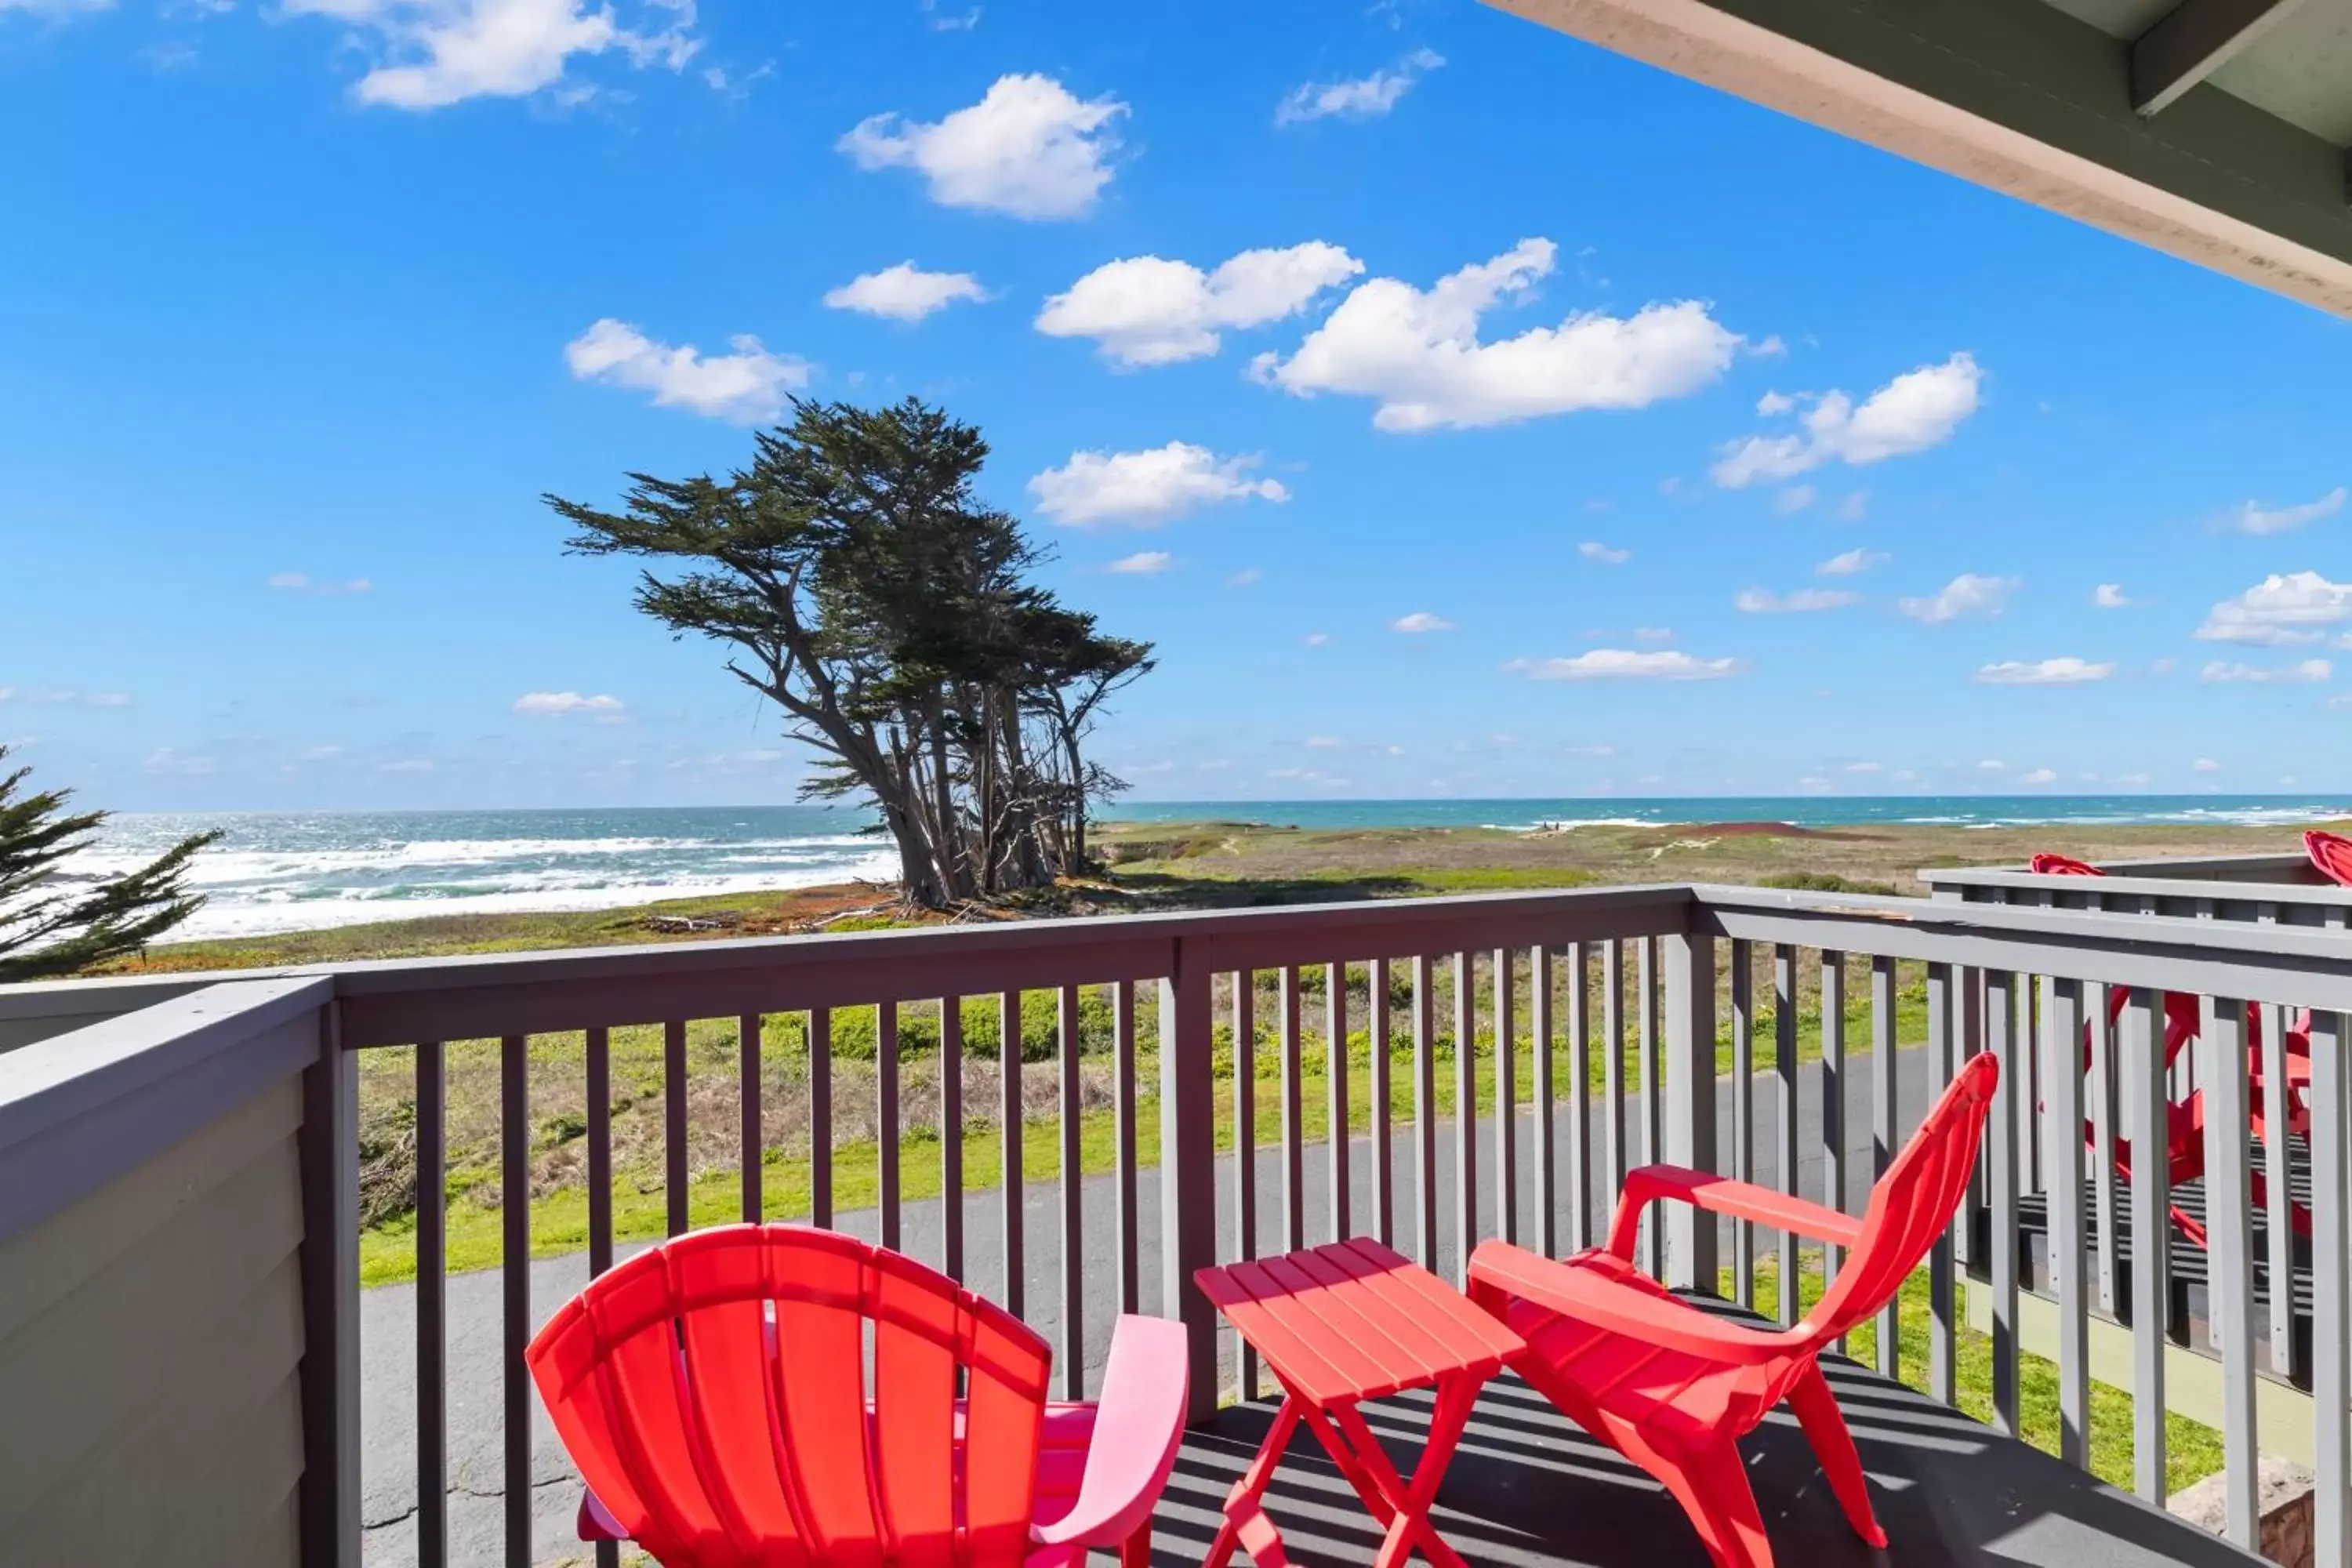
[2307,829,2352,886]
[527,1225,1189,1568]
[1466,1053,1999,1568]
[2033,851,2312,1246]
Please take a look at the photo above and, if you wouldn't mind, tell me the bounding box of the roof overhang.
[1486,0,2352,317]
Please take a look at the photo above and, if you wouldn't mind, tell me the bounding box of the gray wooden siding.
[0,1077,307,1566]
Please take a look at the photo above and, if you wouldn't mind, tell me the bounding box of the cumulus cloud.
[1036,243,1362,367]
[564,318,808,423]
[1390,612,1454,633]
[1275,47,1443,125]
[1250,238,1742,433]
[513,691,626,717]
[1734,587,1856,614]
[822,262,988,322]
[839,74,1124,220]
[2194,758,2222,773]
[267,572,373,595]
[2200,659,2331,684]
[2020,768,2058,785]
[1578,541,1631,564]
[1900,573,2018,624]
[1106,550,1172,575]
[1027,442,1287,527]
[1817,548,1888,577]
[1773,485,1815,517]
[2196,572,2352,645]
[1711,353,1983,488]
[1975,657,2114,685]
[1509,649,1744,681]
[283,0,699,111]
[2223,486,2345,535]
[2093,583,2132,608]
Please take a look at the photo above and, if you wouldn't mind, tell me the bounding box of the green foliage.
[1759,871,1905,896]
[0,746,221,982]
[766,989,1120,1062]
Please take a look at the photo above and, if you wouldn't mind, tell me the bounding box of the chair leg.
[1786,1364,1886,1548]
[1655,1440,1774,1568]
[1120,1521,1152,1568]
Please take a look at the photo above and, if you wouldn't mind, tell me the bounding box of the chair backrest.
[2308,829,2352,887]
[2030,853,2101,876]
[528,1225,1053,1568]
[1803,1053,1999,1347]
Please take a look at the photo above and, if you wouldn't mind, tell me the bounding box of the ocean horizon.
[71,794,2352,942]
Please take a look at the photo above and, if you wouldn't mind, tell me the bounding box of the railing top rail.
[1921,853,2349,902]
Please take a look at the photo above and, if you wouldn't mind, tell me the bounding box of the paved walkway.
[359,1047,1936,1565]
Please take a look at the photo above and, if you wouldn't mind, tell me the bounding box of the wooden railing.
[9,882,2352,1566]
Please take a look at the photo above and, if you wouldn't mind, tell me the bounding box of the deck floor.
[1151,1342,2259,1568]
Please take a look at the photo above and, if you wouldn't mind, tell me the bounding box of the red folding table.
[1195,1237,1526,1568]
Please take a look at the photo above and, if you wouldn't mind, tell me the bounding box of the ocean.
[69,795,2352,942]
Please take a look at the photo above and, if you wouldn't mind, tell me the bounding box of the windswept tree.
[550,397,1154,909]
[0,748,222,982]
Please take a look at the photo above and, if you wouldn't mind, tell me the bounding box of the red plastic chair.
[527,1225,1189,1568]
[2307,829,2352,886]
[2032,851,2312,1245]
[1467,1054,1999,1568]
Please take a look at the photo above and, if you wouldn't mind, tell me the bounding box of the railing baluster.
[1235,971,1259,1401]
[2204,994,2259,1547]
[997,990,1019,1317]
[941,998,964,1283]
[2310,1008,2349,1568]
[1775,943,1799,1328]
[1495,946,1518,1247]
[1639,936,1663,1278]
[2125,986,2169,1502]
[811,1007,833,1231]
[1567,942,1593,1252]
[879,1000,901,1253]
[1604,940,1628,1225]
[1871,954,1897,1374]
[1822,951,1847,1312]
[1114,980,1139,1315]
[1958,967,1987,1273]
[1058,985,1083,1401]
[1926,964,1958,1405]
[1328,962,1351,1243]
[1280,967,1305,1254]
[1370,956,1395,1247]
[2089,980,2121,1317]
[1414,954,1438,1272]
[500,1034,531,1568]
[1454,950,1479,1286]
[1533,943,1557,1258]
[739,1012,763,1223]
[2049,978,2089,1469]
[2257,973,2296,1378]
[1731,941,1754,1309]
[664,1018,688,1236]
[416,1041,448,1568]
[1987,972,2020,1436]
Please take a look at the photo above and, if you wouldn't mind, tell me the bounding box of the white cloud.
[916,0,978,28]
[1836,492,1870,521]
[2196,572,2352,646]
[1302,633,1330,648]
[2020,768,2058,785]
[1390,612,1454,633]
[1817,548,1887,577]
[1773,485,1815,517]
[1635,626,1673,642]
[1734,587,1857,614]
[1304,735,1346,750]
[0,686,131,708]
[2114,771,2151,786]
[1975,657,2114,685]
[1845,761,1883,774]
[1900,573,2018,624]
[1036,243,1362,367]
[1275,47,1443,125]
[1711,353,1983,488]
[513,690,626,717]
[2200,659,2331,684]
[564,318,807,423]
[380,757,436,773]
[1027,442,1287,527]
[284,0,698,111]
[822,262,988,323]
[839,74,1124,220]
[1250,238,1742,433]
[2223,486,2346,535]
[0,0,112,14]
[2093,583,2132,608]
[1755,390,1795,416]
[2194,758,2222,773]
[267,572,373,595]
[1512,649,1744,681]
[1225,568,1262,588]
[1106,550,1172,575]
[1578,541,1631,564]
[141,746,216,775]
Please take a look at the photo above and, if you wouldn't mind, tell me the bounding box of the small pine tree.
[0,748,221,982]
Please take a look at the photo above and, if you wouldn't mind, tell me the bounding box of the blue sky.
[3,0,2350,811]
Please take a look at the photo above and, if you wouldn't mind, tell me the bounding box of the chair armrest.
[1028,1314,1190,1550]
[1468,1242,1802,1366]
[1605,1164,1863,1262]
